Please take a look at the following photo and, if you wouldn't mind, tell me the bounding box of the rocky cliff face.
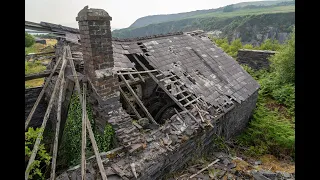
[113,12,295,46]
[228,12,295,45]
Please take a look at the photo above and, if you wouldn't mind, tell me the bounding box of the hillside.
[112,11,294,45]
[128,0,294,28]
[112,1,295,45]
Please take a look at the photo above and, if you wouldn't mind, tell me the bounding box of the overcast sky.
[25,0,261,29]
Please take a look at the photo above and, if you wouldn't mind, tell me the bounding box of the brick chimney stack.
[76,6,120,132]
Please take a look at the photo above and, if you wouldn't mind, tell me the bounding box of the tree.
[223,5,234,12]
[259,39,282,51]
[269,27,295,84]
[25,32,35,47]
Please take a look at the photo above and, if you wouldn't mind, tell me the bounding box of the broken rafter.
[189,159,220,179]
[25,48,68,180]
[25,71,58,81]
[119,74,159,126]
[25,57,62,130]
[134,54,200,124]
[81,82,87,180]
[133,67,145,83]
[119,86,142,119]
[50,71,65,180]
[66,45,108,180]
[117,69,157,75]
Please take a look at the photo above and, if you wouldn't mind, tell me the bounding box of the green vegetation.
[191,5,294,19]
[25,32,35,47]
[223,5,235,12]
[25,61,47,75]
[25,127,52,179]
[129,0,294,28]
[212,28,295,159]
[58,93,115,167]
[211,37,283,58]
[25,61,47,88]
[113,1,295,40]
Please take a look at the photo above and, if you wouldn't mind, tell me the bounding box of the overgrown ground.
[211,28,295,163]
[25,39,57,88]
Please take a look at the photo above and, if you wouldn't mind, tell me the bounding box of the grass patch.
[25,61,46,75]
[25,78,44,88]
[25,39,57,55]
[188,5,295,19]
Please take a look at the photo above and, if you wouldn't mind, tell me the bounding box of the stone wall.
[237,49,276,70]
[56,90,258,180]
[25,87,48,128]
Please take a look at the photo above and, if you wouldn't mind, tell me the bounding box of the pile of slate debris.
[168,152,295,180]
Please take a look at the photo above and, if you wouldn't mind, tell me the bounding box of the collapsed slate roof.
[111,31,260,109]
[27,19,259,114]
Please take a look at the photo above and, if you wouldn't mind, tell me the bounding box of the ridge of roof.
[112,31,184,42]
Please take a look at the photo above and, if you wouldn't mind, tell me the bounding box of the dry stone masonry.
[237,49,276,70]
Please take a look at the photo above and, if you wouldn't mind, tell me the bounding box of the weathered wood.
[25,51,55,57]
[50,72,65,180]
[189,159,220,179]
[66,45,108,180]
[174,108,184,124]
[81,82,87,180]
[183,97,200,107]
[117,69,157,75]
[25,57,62,130]
[25,48,68,180]
[119,74,158,125]
[25,71,56,81]
[133,67,145,82]
[119,86,142,119]
[178,94,191,102]
[135,54,200,124]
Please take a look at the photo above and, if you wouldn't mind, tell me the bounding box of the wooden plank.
[119,74,158,125]
[174,108,184,124]
[81,82,87,180]
[50,72,65,180]
[66,45,108,180]
[117,69,157,75]
[189,159,220,178]
[178,94,191,102]
[25,57,62,130]
[133,67,145,83]
[25,48,68,180]
[173,90,186,96]
[119,87,142,119]
[183,97,200,107]
[159,74,177,81]
[25,51,55,57]
[134,54,200,124]
[25,71,56,81]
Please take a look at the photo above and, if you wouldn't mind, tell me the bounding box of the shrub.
[259,39,282,51]
[25,32,35,47]
[59,93,115,167]
[237,101,295,158]
[25,127,51,179]
[270,28,295,84]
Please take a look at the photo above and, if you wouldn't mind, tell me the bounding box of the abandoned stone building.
[25,6,261,180]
